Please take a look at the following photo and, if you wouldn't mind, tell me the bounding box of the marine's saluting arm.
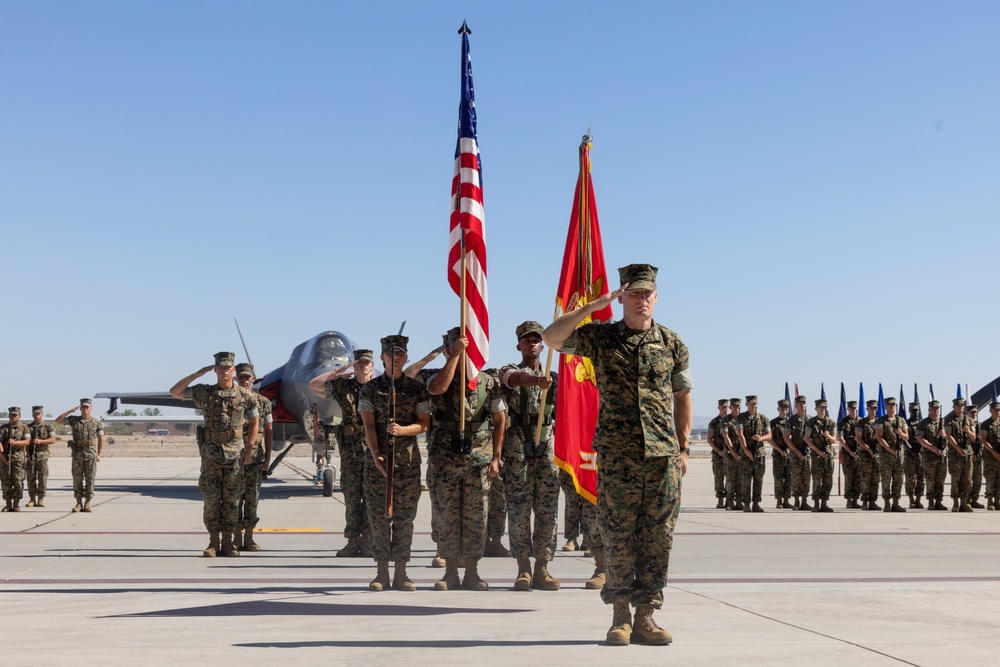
[542,284,627,350]
[169,365,215,399]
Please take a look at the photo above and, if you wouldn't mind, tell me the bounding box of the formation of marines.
[709,394,1000,512]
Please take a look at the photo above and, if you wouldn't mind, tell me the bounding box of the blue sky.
[2,1,998,420]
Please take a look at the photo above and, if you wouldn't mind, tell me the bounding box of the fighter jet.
[95,330,358,496]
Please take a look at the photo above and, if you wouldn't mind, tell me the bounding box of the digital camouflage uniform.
[770,414,791,503]
[876,414,907,504]
[739,411,769,506]
[916,416,947,504]
[558,318,692,609]
[359,373,432,562]
[724,412,742,505]
[0,420,31,506]
[427,371,506,562]
[500,362,559,561]
[904,412,925,503]
[943,411,974,501]
[559,468,593,546]
[238,391,273,531]
[855,416,881,503]
[185,383,258,534]
[412,367,442,545]
[787,412,811,501]
[707,413,727,501]
[326,375,370,543]
[968,413,982,505]
[65,415,104,503]
[837,415,860,504]
[27,416,54,503]
[805,414,836,502]
[981,415,1000,506]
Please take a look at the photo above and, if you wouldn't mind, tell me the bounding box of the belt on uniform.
[205,428,238,441]
[436,420,490,435]
[513,414,553,427]
[33,445,50,451]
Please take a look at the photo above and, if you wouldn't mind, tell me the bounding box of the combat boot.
[561,538,578,552]
[434,561,461,591]
[82,499,91,512]
[725,497,734,511]
[220,532,240,557]
[742,502,752,513]
[777,500,783,509]
[37,496,45,508]
[203,533,220,558]
[716,498,725,509]
[26,497,35,508]
[605,600,632,646]
[484,537,510,558]
[585,549,606,590]
[784,497,794,509]
[431,547,447,568]
[232,527,244,550]
[861,500,869,510]
[792,496,800,510]
[820,500,834,513]
[72,498,82,513]
[970,499,985,509]
[359,533,373,558]
[800,498,813,511]
[1,501,9,512]
[462,558,489,591]
[810,498,820,512]
[369,561,390,591]
[988,496,996,511]
[733,500,744,511]
[243,527,261,552]
[952,498,960,513]
[531,559,560,590]
[914,496,924,509]
[392,561,415,591]
[752,502,764,513]
[934,499,948,511]
[632,603,673,645]
[336,537,362,558]
[883,500,891,513]
[513,557,532,591]
[11,500,20,512]
[907,494,915,509]
[959,501,975,513]
[869,500,881,511]
[891,500,906,513]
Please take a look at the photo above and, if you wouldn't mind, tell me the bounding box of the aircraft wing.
[970,377,1000,410]
[94,392,195,411]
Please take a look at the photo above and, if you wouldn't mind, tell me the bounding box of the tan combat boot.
[561,538,578,552]
[220,532,240,557]
[232,527,244,550]
[82,499,91,513]
[434,560,462,591]
[960,501,975,513]
[243,527,261,552]
[336,537,362,558]
[26,497,35,508]
[952,498,960,512]
[531,559,560,591]
[392,561,416,591]
[585,549,606,590]
[37,496,45,508]
[72,498,82,513]
[203,533,220,558]
[513,557,532,591]
[369,561,390,591]
[431,547,447,568]
[605,600,632,646]
[632,603,673,645]
[11,499,20,512]
[462,558,489,591]
[359,533,373,558]
[484,537,510,558]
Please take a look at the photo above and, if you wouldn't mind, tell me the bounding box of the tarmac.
[2,453,999,666]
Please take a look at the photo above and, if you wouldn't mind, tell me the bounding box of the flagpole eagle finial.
[458,20,471,35]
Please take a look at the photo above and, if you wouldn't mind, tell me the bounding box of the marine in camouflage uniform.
[235,363,273,552]
[170,352,259,557]
[770,399,792,508]
[854,400,882,510]
[26,406,56,508]
[875,397,908,512]
[804,399,837,512]
[359,335,432,592]
[967,406,985,509]
[979,401,1000,510]
[310,349,376,557]
[915,400,948,511]
[738,395,770,513]
[903,402,925,509]
[426,327,506,592]
[500,321,561,591]
[559,468,593,550]
[547,264,692,647]
[0,407,31,512]
[56,399,105,513]
[943,398,975,512]
[785,396,813,511]
[837,401,861,509]
[722,398,742,510]
[483,367,510,558]
[707,399,729,509]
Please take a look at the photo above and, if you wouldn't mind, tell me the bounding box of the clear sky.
[2,1,998,422]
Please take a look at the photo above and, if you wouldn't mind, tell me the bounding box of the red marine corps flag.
[448,21,489,390]
[552,134,613,503]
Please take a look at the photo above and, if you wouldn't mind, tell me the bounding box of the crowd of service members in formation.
[707,394,1000,513]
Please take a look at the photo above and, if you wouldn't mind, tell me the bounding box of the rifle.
[385,321,405,519]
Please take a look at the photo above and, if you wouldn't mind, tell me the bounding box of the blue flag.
[877,383,886,418]
[956,383,963,400]
[859,382,866,415]
[837,382,847,423]
[785,382,791,407]
[914,383,923,420]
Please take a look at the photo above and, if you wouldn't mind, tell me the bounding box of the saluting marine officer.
[56,399,104,513]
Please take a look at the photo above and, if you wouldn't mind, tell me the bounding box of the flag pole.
[534,304,560,444]
[459,229,468,432]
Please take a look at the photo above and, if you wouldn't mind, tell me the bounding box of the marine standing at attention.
[234,363,273,552]
[0,407,31,512]
[721,398,742,510]
[915,400,948,511]
[855,399,882,511]
[943,397,974,512]
[359,335,432,591]
[979,400,1000,510]
[310,348,376,558]
[56,399,104,513]
[804,399,837,513]
[770,399,792,509]
[170,352,259,557]
[26,406,55,508]
[837,401,860,509]
[904,402,925,509]
[875,397,908,513]
[738,395,770,513]
[967,405,984,509]
[707,399,729,509]
[544,263,692,647]
[784,396,812,511]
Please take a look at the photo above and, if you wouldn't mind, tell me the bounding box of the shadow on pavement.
[107,599,533,618]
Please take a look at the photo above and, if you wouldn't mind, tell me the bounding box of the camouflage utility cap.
[32,406,44,414]
[928,400,941,408]
[235,363,255,377]
[866,399,878,408]
[381,335,409,354]
[847,401,858,408]
[443,327,462,348]
[214,351,236,367]
[796,396,807,404]
[515,321,544,339]
[718,398,729,406]
[885,397,897,406]
[745,395,758,403]
[354,349,373,361]
[619,263,657,291]
[992,400,1000,409]
[8,407,20,415]
[909,402,920,410]
[815,399,827,408]
[778,399,790,407]
[952,398,965,406]
[80,398,93,407]
[729,398,741,407]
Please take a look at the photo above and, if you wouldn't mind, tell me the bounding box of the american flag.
[448,22,488,386]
